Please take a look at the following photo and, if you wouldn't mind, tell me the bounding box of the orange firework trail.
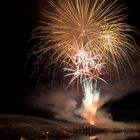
[31,0,139,125]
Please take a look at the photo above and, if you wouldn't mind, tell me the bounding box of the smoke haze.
[28,64,140,128]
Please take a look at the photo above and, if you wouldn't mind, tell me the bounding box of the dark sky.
[1,0,140,121]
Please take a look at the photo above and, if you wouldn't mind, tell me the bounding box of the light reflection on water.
[46,133,140,140]
[70,133,140,140]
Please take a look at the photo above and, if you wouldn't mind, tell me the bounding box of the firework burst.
[32,0,138,73]
[64,49,107,85]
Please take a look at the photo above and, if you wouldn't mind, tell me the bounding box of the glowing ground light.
[89,136,98,140]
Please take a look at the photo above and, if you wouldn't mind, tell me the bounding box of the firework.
[31,0,139,125]
[82,79,100,125]
[64,49,107,85]
[63,49,106,124]
[32,0,138,73]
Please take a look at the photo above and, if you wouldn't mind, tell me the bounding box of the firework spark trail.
[82,79,100,125]
[62,49,106,124]
[63,49,107,85]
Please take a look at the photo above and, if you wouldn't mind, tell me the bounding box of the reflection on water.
[67,132,140,140]
[90,133,140,140]
[45,132,140,140]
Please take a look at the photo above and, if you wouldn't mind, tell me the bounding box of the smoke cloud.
[98,66,140,107]
[28,64,140,128]
[29,87,86,122]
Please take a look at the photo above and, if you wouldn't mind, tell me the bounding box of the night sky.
[1,0,140,121]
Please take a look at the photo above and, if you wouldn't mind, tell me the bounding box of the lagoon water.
[46,133,140,140]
